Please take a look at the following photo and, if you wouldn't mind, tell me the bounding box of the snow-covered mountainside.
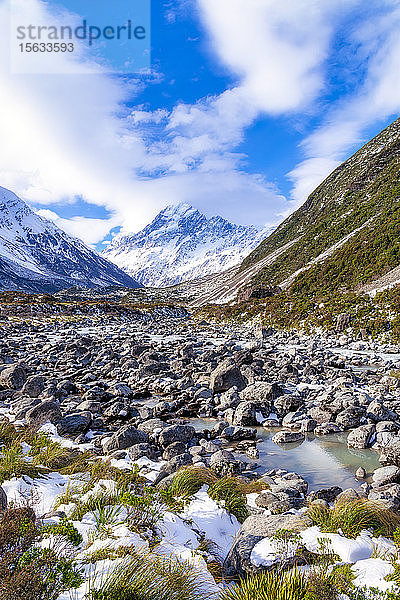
[103,203,272,287]
[0,186,141,293]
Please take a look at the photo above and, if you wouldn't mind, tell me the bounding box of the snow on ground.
[352,558,396,593]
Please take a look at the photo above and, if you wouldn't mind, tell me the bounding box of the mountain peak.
[103,203,272,287]
[160,202,195,218]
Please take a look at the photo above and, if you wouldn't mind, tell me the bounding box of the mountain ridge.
[103,202,272,287]
[0,186,141,293]
[191,116,400,307]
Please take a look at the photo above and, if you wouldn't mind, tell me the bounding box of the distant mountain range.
[102,203,273,287]
[0,186,141,293]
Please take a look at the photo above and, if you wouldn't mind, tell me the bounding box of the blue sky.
[1,0,400,249]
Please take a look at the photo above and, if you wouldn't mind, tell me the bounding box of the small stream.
[191,419,381,491]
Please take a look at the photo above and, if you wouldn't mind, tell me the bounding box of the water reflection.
[190,419,381,491]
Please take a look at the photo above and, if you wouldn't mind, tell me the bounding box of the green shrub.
[0,506,83,600]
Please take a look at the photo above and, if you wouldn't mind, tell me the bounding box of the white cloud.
[36,209,117,246]
[3,0,400,247]
[0,0,341,241]
[289,1,400,207]
[196,0,347,115]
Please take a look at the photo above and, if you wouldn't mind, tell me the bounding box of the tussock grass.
[208,478,248,523]
[87,549,214,600]
[169,467,217,498]
[0,421,37,448]
[168,467,257,523]
[220,567,308,600]
[0,445,46,483]
[307,498,400,539]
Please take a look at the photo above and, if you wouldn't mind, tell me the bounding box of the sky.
[1,0,400,250]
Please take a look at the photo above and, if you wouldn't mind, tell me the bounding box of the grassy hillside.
[242,116,400,294]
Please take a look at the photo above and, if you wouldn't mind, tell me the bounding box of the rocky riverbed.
[2,309,400,596]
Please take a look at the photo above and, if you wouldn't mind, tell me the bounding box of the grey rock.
[209,449,242,476]
[26,401,62,430]
[159,424,196,448]
[103,425,148,453]
[128,443,158,461]
[0,364,26,390]
[233,401,257,427]
[137,418,167,435]
[164,453,193,474]
[224,513,307,577]
[372,466,400,486]
[347,424,375,449]
[210,359,246,393]
[356,467,366,479]
[314,422,342,436]
[57,411,92,435]
[221,425,257,440]
[21,375,46,398]
[336,407,365,430]
[163,441,187,461]
[272,431,305,444]
[240,382,282,404]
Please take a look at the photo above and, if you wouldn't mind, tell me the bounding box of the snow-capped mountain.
[103,203,273,287]
[0,186,141,293]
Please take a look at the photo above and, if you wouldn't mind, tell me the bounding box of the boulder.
[272,431,305,444]
[209,449,242,476]
[128,443,158,461]
[103,425,148,453]
[379,441,400,467]
[164,453,193,474]
[254,490,290,513]
[367,400,397,423]
[233,402,257,427]
[0,364,26,390]
[335,407,365,430]
[274,395,302,416]
[221,426,257,441]
[21,375,46,398]
[309,407,336,425]
[240,382,282,404]
[224,513,307,577]
[347,424,375,449]
[57,411,92,435]
[210,360,246,393]
[372,466,400,487]
[307,486,342,504]
[314,422,342,436]
[26,401,62,430]
[138,418,167,435]
[163,441,187,461]
[159,424,196,448]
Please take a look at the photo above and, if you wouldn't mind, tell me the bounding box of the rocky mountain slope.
[0,186,141,293]
[103,203,272,287]
[196,116,400,305]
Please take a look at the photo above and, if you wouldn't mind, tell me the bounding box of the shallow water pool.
[191,419,381,491]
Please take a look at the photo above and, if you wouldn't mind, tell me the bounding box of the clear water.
[190,419,381,491]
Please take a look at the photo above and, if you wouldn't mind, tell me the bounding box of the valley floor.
[2,300,400,599]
